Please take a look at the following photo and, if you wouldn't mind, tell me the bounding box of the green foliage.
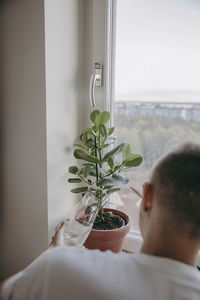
[107,157,114,169]
[68,178,82,183]
[122,143,131,160]
[90,110,100,123]
[71,187,88,193]
[103,143,124,162]
[99,143,110,150]
[99,125,107,137]
[74,143,88,151]
[102,212,111,220]
[74,149,99,164]
[68,109,143,222]
[124,154,143,167]
[85,139,95,148]
[68,166,78,174]
[95,111,110,128]
[96,173,129,187]
[82,164,91,178]
[108,127,114,136]
[115,112,200,169]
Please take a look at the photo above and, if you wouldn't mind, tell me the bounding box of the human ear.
[141,182,154,214]
[139,183,153,237]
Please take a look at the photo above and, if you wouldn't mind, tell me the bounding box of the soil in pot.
[93,213,125,230]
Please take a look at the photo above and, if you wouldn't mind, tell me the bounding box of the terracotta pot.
[84,208,130,253]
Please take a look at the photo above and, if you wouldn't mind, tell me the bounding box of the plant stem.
[98,133,102,164]
[94,136,99,182]
[99,206,103,219]
[102,165,123,177]
[97,194,104,220]
[94,135,105,221]
[78,174,96,188]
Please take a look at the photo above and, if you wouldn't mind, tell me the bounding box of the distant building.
[116,101,200,122]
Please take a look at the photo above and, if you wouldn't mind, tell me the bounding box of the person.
[0,143,200,300]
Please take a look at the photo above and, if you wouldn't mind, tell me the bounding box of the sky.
[115,0,200,102]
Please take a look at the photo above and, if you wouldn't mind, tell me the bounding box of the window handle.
[89,63,103,107]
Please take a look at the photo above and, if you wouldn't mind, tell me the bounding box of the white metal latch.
[89,62,103,107]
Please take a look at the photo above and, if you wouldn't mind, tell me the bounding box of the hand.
[49,219,70,248]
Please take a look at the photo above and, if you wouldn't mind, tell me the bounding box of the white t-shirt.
[1,247,200,300]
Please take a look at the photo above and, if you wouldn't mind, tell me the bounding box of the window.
[108,0,200,238]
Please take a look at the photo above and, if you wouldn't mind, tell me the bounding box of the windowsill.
[123,232,143,253]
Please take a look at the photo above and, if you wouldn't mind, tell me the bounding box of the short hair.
[151,143,200,237]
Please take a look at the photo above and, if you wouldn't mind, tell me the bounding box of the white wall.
[84,0,107,113]
[0,0,89,279]
[0,0,107,279]
[44,0,107,242]
[0,0,48,279]
[44,0,86,240]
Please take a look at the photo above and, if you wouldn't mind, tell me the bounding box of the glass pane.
[113,0,200,233]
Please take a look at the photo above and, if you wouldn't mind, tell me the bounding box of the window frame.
[105,0,116,127]
[105,0,143,253]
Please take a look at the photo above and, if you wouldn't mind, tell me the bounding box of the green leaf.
[106,187,120,195]
[89,149,95,156]
[90,110,100,123]
[71,187,88,193]
[89,168,97,177]
[114,165,121,172]
[95,111,110,128]
[112,173,129,182]
[103,212,111,220]
[84,129,94,140]
[103,143,124,162]
[68,166,78,174]
[99,144,110,150]
[92,125,98,132]
[107,157,114,169]
[94,215,100,223]
[82,164,91,178]
[99,125,107,137]
[80,132,88,143]
[122,167,136,172]
[85,128,94,134]
[74,149,99,164]
[85,138,95,148]
[124,154,143,167]
[122,143,132,160]
[97,173,129,187]
[108,127,114,135]
[68,178,82,183]
[74,143,88,151]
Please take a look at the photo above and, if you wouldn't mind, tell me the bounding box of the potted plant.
[68,110,142,252]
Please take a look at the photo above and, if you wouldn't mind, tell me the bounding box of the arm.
[0,221,66,296]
